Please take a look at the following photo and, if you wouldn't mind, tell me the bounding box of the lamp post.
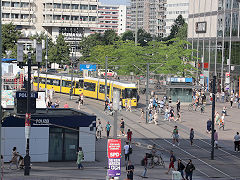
[0,0,3,171]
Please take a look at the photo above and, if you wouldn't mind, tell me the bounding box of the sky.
[99,0,129,5]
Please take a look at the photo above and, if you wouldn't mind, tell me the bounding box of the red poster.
[25,113,31,127]
[108,139,121,159]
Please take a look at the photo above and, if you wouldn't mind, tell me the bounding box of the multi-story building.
[130,0,166,37]
[188,0,240,92]
[126,6,132,31]
[2,0,99,55]
[165,0,189,37]
[90,4,127,35]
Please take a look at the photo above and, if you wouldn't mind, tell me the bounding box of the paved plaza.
[3,92,240,180]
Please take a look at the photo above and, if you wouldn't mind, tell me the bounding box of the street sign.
[16,91,38,99]
[108,158,121,177]
[107,139,121,158]
[80,64,96,71]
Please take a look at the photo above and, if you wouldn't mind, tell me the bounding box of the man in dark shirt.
[185,159,195,180]
[120,118,125,136]
[126,161,134,180]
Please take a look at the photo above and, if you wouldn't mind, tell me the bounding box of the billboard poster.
[107,139,121,159]
[108,158,121,177]
[107,139,121,177]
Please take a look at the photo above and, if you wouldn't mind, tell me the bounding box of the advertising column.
[107,139,121,178]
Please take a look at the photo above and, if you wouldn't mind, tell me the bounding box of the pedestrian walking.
[120,118,125,136]
[127,129,132,143]
[221,91,225,103]
[77,94,81,110]
[166,150,176,174]
[176,99,181,113]
[141,153,148,178]
[185,159,195,180]
[176,111,181,122]
[206,119,212,133]
[124,142,132,162]
[169,107,174,121]
[125,100,128,111]
[105,121,111,139]
[80,93,84,105]
[104,100,108,111]
[140,108,144,120]
[214,130,219,149]
[153,111,158,125]
[190,128,194,146]
[164,106,169,121]
[219,114,225,130]
[119,99,122,111]
[148,109,153,123]
[172,126,179,146]
[234,132,240,152]
[49,87,54,100]
[9,147,19,170]
[126,161,134,180]
[128,100,132,112]
[230,96,233,108]
[96,119,103,140]
[177,159,185,179]
[76,147,84,169]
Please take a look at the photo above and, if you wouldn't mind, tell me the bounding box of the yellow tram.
[33,73,138,107]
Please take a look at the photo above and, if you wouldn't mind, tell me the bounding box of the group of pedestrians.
[166,150,195,180]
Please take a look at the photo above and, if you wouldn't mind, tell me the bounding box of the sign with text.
[16,91,38,99]
[107,139,121,159]
[108,158,121,177]
[80,64,96,71]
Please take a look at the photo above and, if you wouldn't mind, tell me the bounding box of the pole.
[105,56,108,101]
[211,75,216,160]
[113,111,117,139]
[135,0,138,46]
[37,62,40,91]
[45,35,48,97]
[146,63,149,123]
[0,0,3,172]
[24,52,31,175]
[70,53,74,100]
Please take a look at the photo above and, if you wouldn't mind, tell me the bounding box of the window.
[99,85,110,94]
[53,3,61,9]
[11,2,20,7]
[89,16,96,21]
[80,4,88,10]
[40,78,46,84]
[2,1,10,7]
[52,79,60,86]
[71,4,79,9]
[62,80,72,87]
[90,5,97,10]
[21,14,29,19]
[62,4,70,9]
[71,16,79,21]
[84,82,96,91]
[53,15,61,20]
[21,2,29,8]
[2,13,10,18]
[123,88,137,99]
[11,14,19,19]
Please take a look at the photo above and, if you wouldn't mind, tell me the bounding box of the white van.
[98,69,117,77]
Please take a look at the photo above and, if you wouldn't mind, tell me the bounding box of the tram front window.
[124,88,137,99]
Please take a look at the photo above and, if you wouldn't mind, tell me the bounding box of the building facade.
[2,0,99,55]
[90,4,127,35]
[165,0,189,37]
[130,0,166,37]
[188,0,240,92]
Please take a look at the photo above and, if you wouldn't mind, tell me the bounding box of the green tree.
[48,34,70,64]
[2,23,21,58]
[79,33,103,58]
[175,23,188,40]
[169,15,186,39]
[121,31,134,41]
[103,29,119,45]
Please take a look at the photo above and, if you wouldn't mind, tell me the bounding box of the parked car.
[98,69,117,77]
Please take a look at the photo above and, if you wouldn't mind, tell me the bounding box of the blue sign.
[16,91,38,99]
[80,64,96,71]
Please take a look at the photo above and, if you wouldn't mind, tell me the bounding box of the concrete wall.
[79,127,96,162]
[2,127,49,162]
[118,5,127,35]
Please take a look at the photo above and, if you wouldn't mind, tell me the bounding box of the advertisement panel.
[108,158,121,177]
[107,139,121,159]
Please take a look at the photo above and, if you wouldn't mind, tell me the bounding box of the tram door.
[49,128,78,161]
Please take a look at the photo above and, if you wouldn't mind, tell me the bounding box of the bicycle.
[188,103,202,112]
[147,153,165,168]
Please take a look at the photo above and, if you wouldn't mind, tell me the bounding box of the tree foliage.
[175,23,188,40]
[48,34,70,64]
[86,38,196,77]
[121,29,152,46]
[2,23,21,58]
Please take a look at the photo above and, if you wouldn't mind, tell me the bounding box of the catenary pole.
[105,56,108,101]
[135,0,138,46]
[146,63,149,123]
[0,0,3,172]
[211,76,216,160]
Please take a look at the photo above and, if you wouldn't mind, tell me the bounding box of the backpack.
[128,145,132,154]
